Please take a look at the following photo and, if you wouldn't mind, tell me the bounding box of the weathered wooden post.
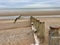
[30,16,45,43]
[49,26,60,45]
[30,16,31,27]
[37,22,45,43]
[30,16,35,26]
[33,18,36,27]
[35,20,40,30]
[34,18,38,29]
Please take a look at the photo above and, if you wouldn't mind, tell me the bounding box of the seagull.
[14,15,21,23]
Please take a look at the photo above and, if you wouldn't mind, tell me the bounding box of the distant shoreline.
[0,15,60,20]
[0,7,60,9]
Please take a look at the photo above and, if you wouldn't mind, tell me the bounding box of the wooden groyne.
[30,16,45,43]
[35,17,60,45]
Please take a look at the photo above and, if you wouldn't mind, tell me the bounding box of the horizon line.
[0,7,60,9]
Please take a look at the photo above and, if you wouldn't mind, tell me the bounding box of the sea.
[0,7,60,19]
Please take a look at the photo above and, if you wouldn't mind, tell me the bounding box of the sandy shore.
[0,19,31,30]
[0,27,34,45]
[0,17,60,45]
[0,19,34,45]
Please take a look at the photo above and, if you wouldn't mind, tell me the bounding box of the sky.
[0,0,60,8]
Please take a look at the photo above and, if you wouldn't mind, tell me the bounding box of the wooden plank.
[0,10,60,16]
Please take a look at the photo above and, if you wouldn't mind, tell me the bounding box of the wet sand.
[0,10,60,16]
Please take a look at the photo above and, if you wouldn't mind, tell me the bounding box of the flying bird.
[14,15,21,23]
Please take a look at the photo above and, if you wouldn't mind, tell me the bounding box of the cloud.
[0,1,29,8]
[0,0,31,2]
[23,3,52,8]
[22,0,60,8]
[0,0,60,8]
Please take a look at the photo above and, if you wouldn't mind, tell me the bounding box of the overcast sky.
[0,0,60,8]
